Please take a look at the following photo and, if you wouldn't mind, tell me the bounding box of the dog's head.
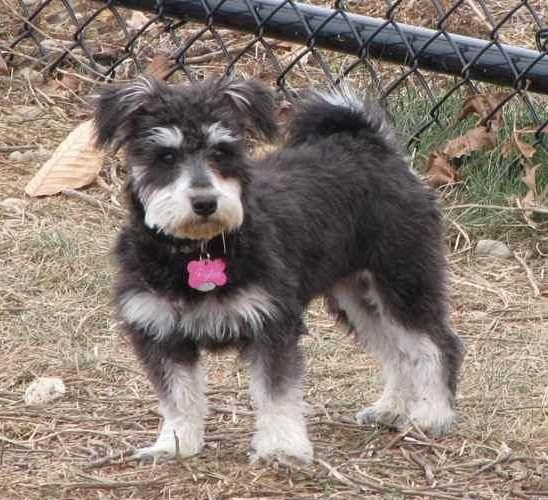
[94,77,278,240]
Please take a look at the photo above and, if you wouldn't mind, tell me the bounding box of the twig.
[184,40,284,64]
[445,203,548,215]
[84,449,137,469]
[209,405,254,416]
[315,458,361,492]
[513,252,541,297]
[463,0,509,43]
[61,189,126,217]
[379,427,412,452]
[0,145,38,153]
[0,435,33,449]
[48,474,169,491]
[465,443,512,481]
[409,451,435,484]
[316,458,463,500]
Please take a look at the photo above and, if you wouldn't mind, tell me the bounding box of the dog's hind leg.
[330,272,462,437]
[129,332,206,459]
[243,319,313,464]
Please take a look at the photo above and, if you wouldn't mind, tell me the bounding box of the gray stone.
[475,239,512,258]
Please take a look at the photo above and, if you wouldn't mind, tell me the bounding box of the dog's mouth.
[172,219,230,240]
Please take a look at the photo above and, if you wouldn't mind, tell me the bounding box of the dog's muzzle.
[191,194,218,217]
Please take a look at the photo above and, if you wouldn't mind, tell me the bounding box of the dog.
[94,76,463,464]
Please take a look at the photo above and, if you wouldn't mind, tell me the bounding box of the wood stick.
[513,252,541,297]
[61,188,126,217]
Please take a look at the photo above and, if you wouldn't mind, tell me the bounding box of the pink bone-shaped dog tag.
[187,258,228,292]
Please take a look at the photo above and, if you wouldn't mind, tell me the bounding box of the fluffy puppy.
[94,77,462,464]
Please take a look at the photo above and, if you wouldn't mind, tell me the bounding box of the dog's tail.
[287,85,397,148]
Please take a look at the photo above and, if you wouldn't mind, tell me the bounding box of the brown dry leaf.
[58,73,82,92]
[515,164,540,228]
[0,53,8,75]
[501,138,513,159]
[127,11,149,31]
[521,164,539,195]
[540,284,548,297]
[443,125,497,158]
[501,129,536,160]
[516,192,537,228]
[95,9,114,22]
[513,129,536,159]
[425,151,459,187]
[458,92,511,129]
[145,53,173,80]
[25,120,103,197]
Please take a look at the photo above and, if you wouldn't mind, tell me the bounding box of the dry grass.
[1,3,548,499]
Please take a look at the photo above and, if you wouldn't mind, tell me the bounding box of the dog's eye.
[159,151,176,165]
[211,145,236,158]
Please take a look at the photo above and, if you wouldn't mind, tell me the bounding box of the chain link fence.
[4,0,548,150]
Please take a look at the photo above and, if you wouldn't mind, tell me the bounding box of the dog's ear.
[218,79,279,142]
[93,76,160,150]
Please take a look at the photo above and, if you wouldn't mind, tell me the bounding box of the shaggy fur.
[94,77,462,463]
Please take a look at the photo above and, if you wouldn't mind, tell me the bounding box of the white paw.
[356,405,407,429]
[250,416,313,464]
[136,421,204,460]
[356,401,455,437]
[408,401,455,437]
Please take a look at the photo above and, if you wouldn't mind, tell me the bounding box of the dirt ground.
[1,2,548,499]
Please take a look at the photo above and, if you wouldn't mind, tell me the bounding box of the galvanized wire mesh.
[5,0,548,149]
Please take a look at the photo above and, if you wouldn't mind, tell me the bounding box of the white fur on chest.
[119,286,278,341]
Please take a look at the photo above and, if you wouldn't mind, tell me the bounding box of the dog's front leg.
[129,333,206,459]
[245,326,313,464]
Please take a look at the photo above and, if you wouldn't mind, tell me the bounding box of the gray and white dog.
[94,77,462,464]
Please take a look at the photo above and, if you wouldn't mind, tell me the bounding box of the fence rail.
[6,0,548,148]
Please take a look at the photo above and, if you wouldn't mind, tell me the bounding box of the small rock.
[8,150,35,162]
[18,67,44,83]
[0,197,27,213]
[13,105,43,121]
[7,146,48,162]
[21,0,39,5]
[475,239,512,258]
[23,377,66,406]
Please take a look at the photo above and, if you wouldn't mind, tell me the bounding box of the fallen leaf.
[443,125,497,158]
[127,11,149,32]
[25,120,103,197]
[501,128,536,160]
[425,151,459,187]
[516,164,540,228]
[145,53,173,80]
[513,129,536,159]
[540,284,548,297]
[521,164,538,196]
[0,52,8,75]
[95,9,114,23]
[516,193,537,228]
[458,92,511,129]
[501,138,513,159]
[57,73,82,92]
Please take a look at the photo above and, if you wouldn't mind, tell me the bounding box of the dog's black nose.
[191,195,217,216]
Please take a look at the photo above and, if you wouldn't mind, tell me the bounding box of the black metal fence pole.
[105,0,548,94]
